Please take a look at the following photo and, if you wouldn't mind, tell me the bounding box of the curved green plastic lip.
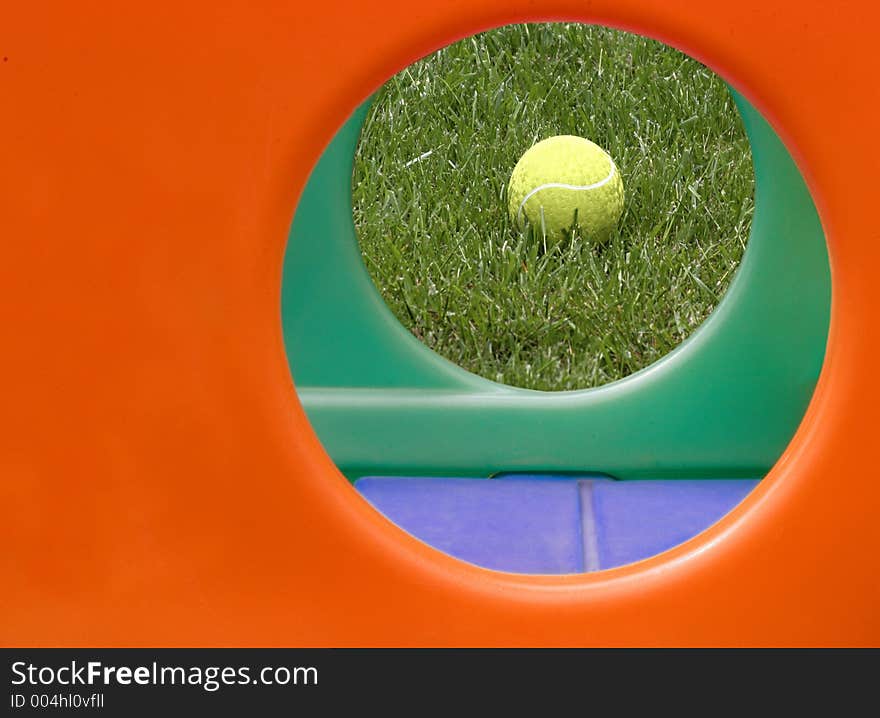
[281,90,831,482]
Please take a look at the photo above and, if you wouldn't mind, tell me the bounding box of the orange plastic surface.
[1,1,878,646]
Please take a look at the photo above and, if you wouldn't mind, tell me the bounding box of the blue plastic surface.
[355,476,585,573]
[590,479,760,569]
[355,476,759,573]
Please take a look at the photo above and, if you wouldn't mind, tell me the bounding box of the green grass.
[352,23,754,391]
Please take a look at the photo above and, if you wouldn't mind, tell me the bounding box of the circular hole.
[352,23,754,391]
[282,22,830,575]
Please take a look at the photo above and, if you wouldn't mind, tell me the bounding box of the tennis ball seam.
[515,161,618,225]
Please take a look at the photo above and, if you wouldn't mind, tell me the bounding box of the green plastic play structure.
[282,91,830,482]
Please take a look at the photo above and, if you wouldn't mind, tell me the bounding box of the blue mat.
[355,475,759,574]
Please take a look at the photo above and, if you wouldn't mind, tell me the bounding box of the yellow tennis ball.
[507,135,624,243]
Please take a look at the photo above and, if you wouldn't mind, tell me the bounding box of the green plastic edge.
[281,90,831,482]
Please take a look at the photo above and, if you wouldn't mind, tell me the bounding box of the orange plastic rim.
[2,1,878,646]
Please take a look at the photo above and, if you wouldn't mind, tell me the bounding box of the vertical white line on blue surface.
[579,480,601,572]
